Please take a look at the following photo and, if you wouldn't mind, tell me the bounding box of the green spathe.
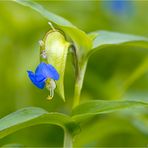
[40,30,70,101]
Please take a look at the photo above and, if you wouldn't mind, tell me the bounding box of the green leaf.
[88,31,148,56]
[72,100,148,121]
[0,107,78,139]
[14,0,92,59]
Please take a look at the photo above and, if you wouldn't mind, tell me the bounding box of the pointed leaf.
[88,30,148,56]
[0,107,78,139]
[72,100,148,122]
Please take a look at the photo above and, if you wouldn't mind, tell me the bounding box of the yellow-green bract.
[40,30,70,101]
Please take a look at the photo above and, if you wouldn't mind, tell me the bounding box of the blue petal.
[35,74,46,82]
[46,64,59,80]
[27,71,45,89]
[35,62,59,80]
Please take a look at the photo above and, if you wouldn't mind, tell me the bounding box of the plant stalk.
[63,128,73,148]
[72,60,88,108]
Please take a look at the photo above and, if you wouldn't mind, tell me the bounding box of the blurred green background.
[0,0,148,147]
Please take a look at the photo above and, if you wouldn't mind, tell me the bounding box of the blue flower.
[27,62,59,89]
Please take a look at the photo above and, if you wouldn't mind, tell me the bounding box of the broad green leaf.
[72,100,148,121]
[0,107,78,139]
[14,0,92,59]
[88,31,148,57]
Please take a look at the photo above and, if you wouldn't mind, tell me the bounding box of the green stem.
[72,60,88,108]
[63,128,73,148]
[112,57,148,99]
[124,57,148,90]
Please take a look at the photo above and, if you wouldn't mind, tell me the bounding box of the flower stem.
[72,60,88,108]
[63,128,73,148]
